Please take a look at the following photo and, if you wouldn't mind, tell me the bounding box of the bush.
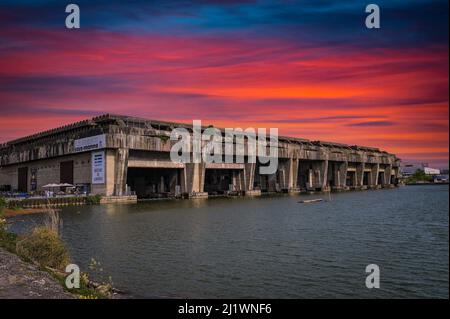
[15,227,71,270]
[0,229,17,253]
[85,195,102,205]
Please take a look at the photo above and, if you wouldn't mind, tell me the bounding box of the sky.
[0,0,448,168]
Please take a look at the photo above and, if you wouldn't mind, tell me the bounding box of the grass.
[7,195,103,209]
[15,227,71,269]
[0,197,16,252]
[51,270,109,299]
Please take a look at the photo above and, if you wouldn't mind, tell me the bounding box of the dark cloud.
[347,121,396,127]
[0,75,137,94]
[0,0,447,48]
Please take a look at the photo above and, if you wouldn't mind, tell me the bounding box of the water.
[8,185,449,298]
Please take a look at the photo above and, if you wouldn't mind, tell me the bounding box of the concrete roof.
[0,113,394,155]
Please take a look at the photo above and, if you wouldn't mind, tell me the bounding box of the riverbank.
[1,207,118,299]
[0,248,73,299]
[406,182,449,186]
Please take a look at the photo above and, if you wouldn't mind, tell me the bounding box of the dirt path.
[0,248,74,299]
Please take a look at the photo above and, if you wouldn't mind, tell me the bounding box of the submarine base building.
[0,114,401,199]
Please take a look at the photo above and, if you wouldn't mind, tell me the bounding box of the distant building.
[424,167,441,175]
[402,163,440,176]
[434,174,449,183]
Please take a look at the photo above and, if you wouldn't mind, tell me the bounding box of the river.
[9,185,449,298]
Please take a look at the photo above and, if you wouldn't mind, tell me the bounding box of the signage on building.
[91,151,105,184]
[74,134,106,152]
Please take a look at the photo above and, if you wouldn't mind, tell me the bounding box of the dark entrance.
[297,161,314,190]
[60,161,74,185]
[204,169,240,194]
[18,167,28,192]
[127,167,182,198]
[363,171,370,186]
[254,162,270,192]
[377,171,384,185]
[346,171,356,187]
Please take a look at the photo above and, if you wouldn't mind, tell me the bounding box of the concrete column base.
[188,192,208,199]
[280,188,301,193]
[245,189,262,196]
[100,195,137,204]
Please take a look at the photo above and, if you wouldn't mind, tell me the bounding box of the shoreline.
[405,182,449,186]
[0,248,74,299]
[3,208,59,218]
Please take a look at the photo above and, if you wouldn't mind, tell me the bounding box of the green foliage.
[85,195,102,205]
[158,134,170,143]
[0,196,6,215]
[0,196,15,252]
[406,169,433,184]
[51,271,108,299]
[15,227,71,270]
[0,227,17,253]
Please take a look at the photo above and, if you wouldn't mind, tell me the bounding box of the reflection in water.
[9,185,449,298]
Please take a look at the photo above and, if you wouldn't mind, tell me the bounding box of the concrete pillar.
[267,173,278,192]
[231,171,237,191]
[309,160,328,191]
[114,148,129,196]
[277,158,297,190]
[332,161,348,190]
[286,158,299,191]
[339,162,348,188]
[370,163,380,188]
[169,172,178,193]
[321,160,328,190]
[159,176,165,193]
[277,162,289,189]
[182,163,207,197]
[331,163,339,187]
[391,166,399,185]
[356,162,365,188]
[244,163,256,191]
[383,164,392,187]
[308,168,313,190]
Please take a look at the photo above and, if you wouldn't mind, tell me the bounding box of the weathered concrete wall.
[0,153,91,193]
